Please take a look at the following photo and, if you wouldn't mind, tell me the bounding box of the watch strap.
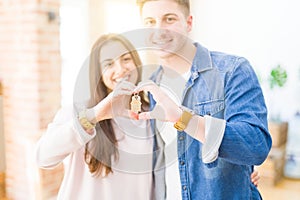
[174,108,193,131]
[79,110,96,130]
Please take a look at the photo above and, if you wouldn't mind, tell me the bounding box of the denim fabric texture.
[150,43,272,200]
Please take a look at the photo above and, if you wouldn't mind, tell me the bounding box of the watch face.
[174,121,186,131]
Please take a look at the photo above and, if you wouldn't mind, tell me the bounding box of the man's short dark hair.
[136,0,190,17]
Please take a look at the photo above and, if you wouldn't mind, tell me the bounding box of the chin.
[153,49,175,59]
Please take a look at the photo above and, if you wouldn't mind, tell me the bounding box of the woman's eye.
[144,19,155,27]
[122,55,132,63]
[123,57,131,62]
[104,62,113,68]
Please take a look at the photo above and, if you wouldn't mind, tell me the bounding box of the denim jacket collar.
[191,43,213,74]
[150,42,213,85]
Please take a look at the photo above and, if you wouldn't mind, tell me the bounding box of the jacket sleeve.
[218,57,272,165]
[35,106,96,168]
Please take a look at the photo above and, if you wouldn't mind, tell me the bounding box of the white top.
[35,107,154,200]
[157,68,225,200]
[157,70,189,200]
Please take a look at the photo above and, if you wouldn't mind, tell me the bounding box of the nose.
[114,59,127,77]
[152,28,168,40]
[154,20,163,29]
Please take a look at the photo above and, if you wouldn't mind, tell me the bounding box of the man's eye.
[166,17,176,23]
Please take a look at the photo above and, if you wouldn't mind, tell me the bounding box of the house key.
[130,93,142,113]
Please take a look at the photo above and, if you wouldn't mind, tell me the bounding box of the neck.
[159,41,196,74]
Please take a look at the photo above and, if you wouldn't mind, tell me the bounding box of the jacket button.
[192,72,198,79]
[180,161,185,165]
[182,185,187,190]
[179,136,185,140]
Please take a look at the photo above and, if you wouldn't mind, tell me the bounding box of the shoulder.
[210,51,251,73]
[51,105,76,124]
[193,43,252,74]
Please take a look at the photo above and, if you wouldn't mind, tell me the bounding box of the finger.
[251,171,259,180]
[252,179,258,187]
[138,107,168,121]
[150,105,169,121]
[116,81,136,92]
[252,175,260,183]
[129,111,139,120]
[121,80,137,88]
[134,80,155,93]
[138,112,153,120]
[251,170,258,176]
[254,181,258,187]
[120,109,139,120]
[251,171,260,187]
[113,83,137,97]
[112,90,133,97]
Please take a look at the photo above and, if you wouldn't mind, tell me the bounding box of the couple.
[35,0,271,199]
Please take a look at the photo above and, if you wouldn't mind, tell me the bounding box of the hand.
[133,80,181,122]
[91,80,137,121]
[251,170,260,187]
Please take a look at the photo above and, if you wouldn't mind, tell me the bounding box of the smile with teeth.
[114,74,130,83]
[152,38,173,45]
[114,78,123,83]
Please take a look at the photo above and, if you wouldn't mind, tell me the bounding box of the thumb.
[139,105,168,121]
[139,105,167,121]
[138,111,153,120]
[120,109,140,120]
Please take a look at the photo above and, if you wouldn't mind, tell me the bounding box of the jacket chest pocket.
[194,100,225,117]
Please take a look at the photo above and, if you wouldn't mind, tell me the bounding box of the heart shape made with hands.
[130,80,182,122]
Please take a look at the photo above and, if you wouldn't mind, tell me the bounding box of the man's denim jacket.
[150,43,272,200]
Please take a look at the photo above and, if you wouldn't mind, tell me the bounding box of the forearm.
[183,114,205,143]
[183,114,226,164]
[218,58,272,165]
[219,122,271,165]
[183,112,270,165]
[85,96,113,123]
[35,108,95,168]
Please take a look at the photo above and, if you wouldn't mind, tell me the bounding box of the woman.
[35,33,154,200]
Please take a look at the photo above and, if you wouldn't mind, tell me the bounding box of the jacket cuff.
[202,115,226,163]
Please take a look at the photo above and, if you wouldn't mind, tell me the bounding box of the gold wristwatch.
[174,107,194,132]
[79,110,96,131]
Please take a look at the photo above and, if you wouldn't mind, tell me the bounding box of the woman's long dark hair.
[85,33,148,177]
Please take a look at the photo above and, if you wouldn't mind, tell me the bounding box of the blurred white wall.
[60,0,90,105]
[191,0,300,120]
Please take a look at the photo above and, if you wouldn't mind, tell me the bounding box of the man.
[134,0,271,199]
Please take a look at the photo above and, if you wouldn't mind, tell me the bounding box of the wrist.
[78,110,96,133]
[174,106,194,132]
[175,106,183,122]
[85,108,97,124]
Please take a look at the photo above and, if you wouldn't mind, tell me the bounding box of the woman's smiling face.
[100,40,138,91]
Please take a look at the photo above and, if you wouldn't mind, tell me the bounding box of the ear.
[186,15,193,32]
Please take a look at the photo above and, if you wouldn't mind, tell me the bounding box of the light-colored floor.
[1,174,300,200]
[259,177,300,200]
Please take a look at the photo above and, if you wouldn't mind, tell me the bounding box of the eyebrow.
[164,13,178,17]
[100,53,130,64]
[144,13,179,19]
[100,59,113,67]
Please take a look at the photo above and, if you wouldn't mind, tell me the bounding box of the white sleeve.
[202,115,226,163]
[35,106,96,168]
